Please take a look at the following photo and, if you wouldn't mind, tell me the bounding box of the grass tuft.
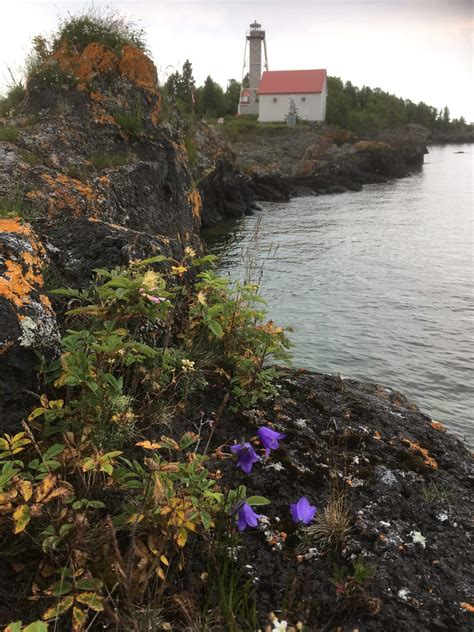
[91,152,134,171]
[305,492,351,549]
[0,126,20,142]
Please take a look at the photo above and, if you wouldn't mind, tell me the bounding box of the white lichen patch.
[265,461,285,472]
[18,316,38,347]
[294,418,308,429]
[398,588,410,601]
[379,520,391,528]
[409,530,427,548]
[436,511,449,522]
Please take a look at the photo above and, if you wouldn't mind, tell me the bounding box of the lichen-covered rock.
[0,218,59,432]
[0,42,201,286]
[178,369,473,631]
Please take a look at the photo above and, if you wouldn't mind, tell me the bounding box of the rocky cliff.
[0,41,202,429]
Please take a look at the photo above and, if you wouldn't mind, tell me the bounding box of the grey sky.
[1,0,473,120]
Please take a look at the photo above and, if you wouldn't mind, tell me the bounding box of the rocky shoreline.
[1,38,472,632]
[195,124,430,226]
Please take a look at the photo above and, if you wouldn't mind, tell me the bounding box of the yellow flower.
[181,359,195,373]
[142,270,159,290]
[171,265,187,276]
[197,291,207,305]
[184,246,196,258]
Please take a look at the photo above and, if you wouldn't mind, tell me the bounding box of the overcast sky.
[1,0,473,120]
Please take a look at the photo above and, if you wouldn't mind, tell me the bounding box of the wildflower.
[142,270,159,289]
[257,426,287,457]
[184,246,196,258]
[181,359,195,373]
[236,502,264,531]
[289,496,317,524]
[196,291,207,305]
[138,288,168,304]
[230,442,260,474]
[171,264,187,276]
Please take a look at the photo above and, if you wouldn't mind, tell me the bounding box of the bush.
[0,252,289,628]
[51,8,147,54]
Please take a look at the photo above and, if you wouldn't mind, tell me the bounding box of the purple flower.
[290,496,317,525]
[230,442,260,474]
[257,426,287,457]
[236,502,264,531]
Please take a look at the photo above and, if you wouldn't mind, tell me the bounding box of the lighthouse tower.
[238,21,268,116]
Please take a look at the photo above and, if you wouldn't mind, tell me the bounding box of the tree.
[224,79,241,115]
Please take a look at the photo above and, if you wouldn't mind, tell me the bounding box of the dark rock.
[0,219,59,432]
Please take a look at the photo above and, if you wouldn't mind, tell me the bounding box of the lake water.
[203,144,473,441]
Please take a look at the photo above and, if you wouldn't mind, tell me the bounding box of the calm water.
[203,144,474,440]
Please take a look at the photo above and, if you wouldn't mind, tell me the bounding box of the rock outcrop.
[0,219,59,431]
[1,41,201,287]
[180,369,473,631]
[195,124,428,222]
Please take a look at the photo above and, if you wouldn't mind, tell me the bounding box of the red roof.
[258,69,327,95]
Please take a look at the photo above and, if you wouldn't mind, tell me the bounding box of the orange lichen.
[187,189,202,220]
[51,40,118,82]
[172,142,188,165]
[430,420,446,432]
[118,46,157,90]
[402,438,438,469]
[460,603,474,613]
[373,431,382,440]
[36,173,98,218]
[0,341,14,356]
[0,218,31,236]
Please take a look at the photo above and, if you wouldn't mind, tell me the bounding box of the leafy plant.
[0,83,26,117]
[115,100,143,136]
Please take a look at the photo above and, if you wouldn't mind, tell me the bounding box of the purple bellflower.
[257,426,287,457]
[236,502,265,531]
[230,442,260,474]
[290,496,317,525]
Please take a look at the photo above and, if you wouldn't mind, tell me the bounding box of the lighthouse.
[239,21,268,116]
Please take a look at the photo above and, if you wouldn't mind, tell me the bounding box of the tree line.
[163,60,468,132]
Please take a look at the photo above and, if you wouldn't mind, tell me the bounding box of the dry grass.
[305,491,351,549]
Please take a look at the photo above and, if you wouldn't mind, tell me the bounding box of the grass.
[52,8,147,55]
[0,83,26,117]
[0,186,23,218]
[65,165,89,182]
[0,126,20,142]
[421,480,453,503]
[115,107,143,136]
[91,152,134,171]
[19,149,42,166]
[304,491,351,549]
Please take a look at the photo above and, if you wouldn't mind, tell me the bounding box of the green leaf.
[23,623,49,632]
[76,578,104,591]
[208,319,223,338]
[47,580,73,597]
[76,592,104,612]
[42,595,74,619]
[13,504,31,534]
[136,255,167,266]
[4,622,23,632]
[246,495,271,506]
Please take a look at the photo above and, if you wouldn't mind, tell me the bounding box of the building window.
[301,96,306,102]
[273,97,278,103]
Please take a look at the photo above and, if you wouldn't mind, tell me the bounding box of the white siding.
[258,80,327,122]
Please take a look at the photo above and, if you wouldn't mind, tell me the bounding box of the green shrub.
[0,125,19,142]
[115,102,143,136]
[90,152,134,170]
[51,8,147,54]
[184,131,198,168]
[0,83,26,117]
